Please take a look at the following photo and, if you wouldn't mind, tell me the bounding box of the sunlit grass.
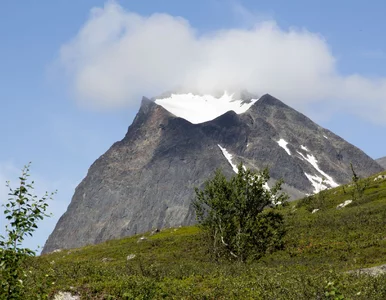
[20,171,386,299]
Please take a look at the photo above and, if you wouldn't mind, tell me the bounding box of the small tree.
[345,163,369,202]
[193,164,289,262]
[0,163,55,299]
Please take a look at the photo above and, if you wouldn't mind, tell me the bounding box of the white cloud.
[229,1,274,28]
[59,1,386,123]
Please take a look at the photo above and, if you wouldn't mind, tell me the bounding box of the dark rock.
[42,93,383,253]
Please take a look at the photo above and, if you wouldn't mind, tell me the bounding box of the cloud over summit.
[59,1,386,123]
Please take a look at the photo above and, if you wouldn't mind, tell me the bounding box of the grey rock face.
[53,292,80,300]
[348,264,386,276]
[376,156,386,169]
[42,94,383,253]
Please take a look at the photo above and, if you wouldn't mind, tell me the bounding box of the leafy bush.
[193,164,289,262]
[0,163,55,299]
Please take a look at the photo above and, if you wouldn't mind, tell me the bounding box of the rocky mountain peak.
[42,92,384,254]
[256,93,289,108]
[123,96,174,141]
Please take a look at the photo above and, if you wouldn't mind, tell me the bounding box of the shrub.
[193,164,289,262]
[0,163,55,299]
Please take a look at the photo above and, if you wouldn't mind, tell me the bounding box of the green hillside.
[21,171,386,299]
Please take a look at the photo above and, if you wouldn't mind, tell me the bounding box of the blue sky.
[1,0,385,252]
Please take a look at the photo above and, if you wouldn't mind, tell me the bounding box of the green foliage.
[342,163,370,204]
[0,163,55,299]
[193,164,289,261]
[324,280,345,299]
[298,177,331,212]
[348,163,369,202]
[7,170,386,299]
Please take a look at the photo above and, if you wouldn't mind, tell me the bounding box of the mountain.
[42,93,383,253]
[376,157,386,169]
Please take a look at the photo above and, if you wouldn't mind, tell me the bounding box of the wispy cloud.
[58,1,386,124]
[229,1,274,28]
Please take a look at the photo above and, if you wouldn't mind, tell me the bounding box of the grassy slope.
[23,171,386,299]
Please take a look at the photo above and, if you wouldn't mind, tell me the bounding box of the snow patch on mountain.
[155,92,259,124]
[301,145,309,152]
[277,139,291,155]
[218,145,271,191]
[218,145,238,173]
[298,151,339,192]
[304,173,328,193]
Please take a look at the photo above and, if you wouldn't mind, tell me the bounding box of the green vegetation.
[4,170,386,299]
[0,163,55,299]
[347,163,370,202]
[193,164,288,261]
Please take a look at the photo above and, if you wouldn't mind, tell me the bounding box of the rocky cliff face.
[376,157,386,169]
[42,94,383,253]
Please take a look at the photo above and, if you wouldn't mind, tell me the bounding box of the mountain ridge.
[376,156,386,169]
[42,93,383,253]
